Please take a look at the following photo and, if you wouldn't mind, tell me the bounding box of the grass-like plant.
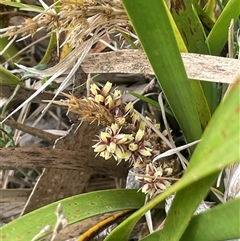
[0,0,239,240]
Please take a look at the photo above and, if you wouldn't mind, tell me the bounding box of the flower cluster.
[89,82,123,114]
[92,123,133,162]
[59,81,178,198]
[135,162,174,198]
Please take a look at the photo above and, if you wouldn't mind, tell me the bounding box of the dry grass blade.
[0,0,131,124]
[152,141,200,163]
[81,50,239,83]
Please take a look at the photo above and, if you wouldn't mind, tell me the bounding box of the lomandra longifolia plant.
[55,81,181,198]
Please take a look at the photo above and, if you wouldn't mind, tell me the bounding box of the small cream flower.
[94,94,105,104]
[105,95,115,110]
[131,112,141,126]
[92,123,133,162]
[101,81,112,97]
[112,89,123,107]
[129,143,138,152]
[90,83,101,96]
[124,102,134,115]
[135,129,144,143]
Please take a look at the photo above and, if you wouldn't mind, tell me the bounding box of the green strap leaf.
[140,198,240,241]
[122,0,202,146]
[0,1,44,13]
[140,76,240,241]
[193,3,215,34]
[180,198,240,241]
[207,0,240,56]
[152,173,218,241]
[0,66,21,85]
[104,77,240,241]
[128,90,173,116]
[0,21,21,68]
[170,0,209,54]
[171,0,215,117]
[0,189,149,241]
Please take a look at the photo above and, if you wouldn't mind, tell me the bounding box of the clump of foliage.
[0,0,239,241]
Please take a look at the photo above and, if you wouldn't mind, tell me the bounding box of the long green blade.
[170,0,209,54]
[0,1,44,13]
[128,90,174,116]
[0,66,21,85]
[155,77,240,241]
[180,198,240,241]
[104,77,240,240]
[122,0,202,145]
[207,0,240,56]
[170,0,216,115]
[140,198,240,241]
[0,189,147,241]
